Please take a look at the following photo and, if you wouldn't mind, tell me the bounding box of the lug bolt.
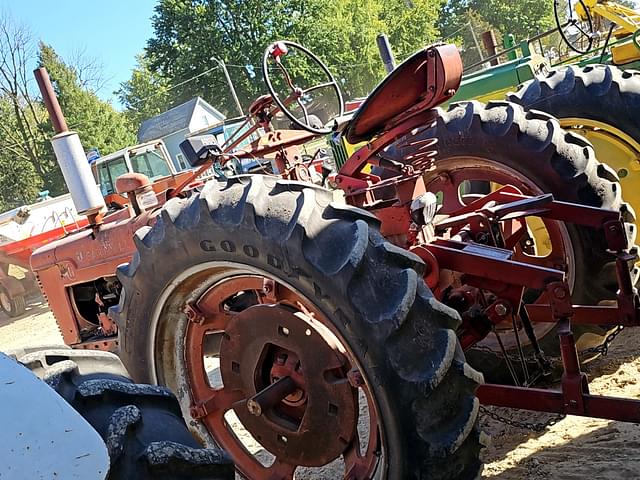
[494,303,508,316]
[554,287,567,299]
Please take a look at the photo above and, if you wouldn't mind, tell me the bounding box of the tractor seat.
[344,44,463,144]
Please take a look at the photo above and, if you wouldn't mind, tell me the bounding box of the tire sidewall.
[121,215,406,478]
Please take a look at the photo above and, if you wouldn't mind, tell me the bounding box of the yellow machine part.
[561,117,640,217]
[612,40,640,64]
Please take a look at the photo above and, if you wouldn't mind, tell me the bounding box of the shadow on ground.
[0,296,48,327]
[483,421,640,479]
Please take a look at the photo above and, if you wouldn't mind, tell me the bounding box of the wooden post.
[482,30,500,66]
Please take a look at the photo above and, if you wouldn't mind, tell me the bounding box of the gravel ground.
[2,300,640,478]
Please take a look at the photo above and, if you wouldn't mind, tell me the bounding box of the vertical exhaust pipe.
[34,67,105,226]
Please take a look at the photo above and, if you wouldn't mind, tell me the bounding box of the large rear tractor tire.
[18,348,234,480]
[384,100,637,383]
[509,65,640,222]
[113,175,484,479]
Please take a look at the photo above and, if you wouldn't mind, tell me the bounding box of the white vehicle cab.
[90,141,175,197]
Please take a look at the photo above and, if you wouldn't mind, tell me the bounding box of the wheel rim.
[560,117,640,220]
[150,263,384,480]
[424,156,576,352]
[0,291,12,313]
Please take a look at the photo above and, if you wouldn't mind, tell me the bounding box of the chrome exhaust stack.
[34,67,105,226]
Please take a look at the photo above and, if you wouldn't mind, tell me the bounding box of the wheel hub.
[219,304,358,467]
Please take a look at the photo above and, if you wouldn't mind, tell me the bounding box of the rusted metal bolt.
[347,368,365,388]
[246,399,262,416]
[554,287,567,299]
[494,303,508,316]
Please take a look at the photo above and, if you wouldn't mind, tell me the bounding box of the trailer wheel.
[113,175,484,479]
[18,348,234,480]
[384,100,637,383]
[509,64,640,225]
[0,288,25,318]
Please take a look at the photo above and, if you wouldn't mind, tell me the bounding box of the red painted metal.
[34,67,68,134]
[476,383,640,422]
[114,172,151,194]
[31,208,154,348]
[345,44,462,143]
[184,275,382,479]
[30,37,640,462]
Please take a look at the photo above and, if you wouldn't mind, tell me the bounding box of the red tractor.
[32,42,640,478]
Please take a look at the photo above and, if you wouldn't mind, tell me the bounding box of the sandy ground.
[2,299,640,478]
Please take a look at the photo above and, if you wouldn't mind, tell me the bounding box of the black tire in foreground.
[18,348,234,480]
[113,175,485,479]
[384,100,637,383]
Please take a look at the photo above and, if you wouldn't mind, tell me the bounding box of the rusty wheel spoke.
[185,274,380,478]
[194,387,246,419]
[203,310,236,330]
[344,391,381,479]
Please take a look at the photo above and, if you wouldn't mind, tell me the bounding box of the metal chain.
[472,343,539,364]
[581,325,624,357]
[476,326,625,433]
[473,325,625,362]
[479,405,566,432]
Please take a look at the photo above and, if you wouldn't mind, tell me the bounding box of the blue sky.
[0,0,157,106]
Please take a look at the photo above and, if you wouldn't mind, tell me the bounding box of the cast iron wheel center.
[219,303,358,467]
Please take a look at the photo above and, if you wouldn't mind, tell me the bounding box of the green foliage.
[39,44,136,162]
[0,14,138,211]
[439,0,555,69]
[474,0,555,40]
[116,54,172,128]
[123,0,445,123]
[0,95,42,209]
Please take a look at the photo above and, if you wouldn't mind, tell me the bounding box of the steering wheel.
[263,41,344,135]
[554,0,595,54]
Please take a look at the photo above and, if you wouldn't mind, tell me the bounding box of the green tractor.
[446,0,640,216]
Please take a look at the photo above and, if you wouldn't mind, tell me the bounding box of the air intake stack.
[34,67,105,226]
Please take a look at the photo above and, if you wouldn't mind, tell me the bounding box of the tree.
[143,0,327,116]
[38,43,137,172]
[440,0,555,43]
[116,54,172,129]
[118,0,444,122]
[473,0,554,41]
[439,8,501,70]
[127,0,446,121]
[0,13,51,207]
[0,11,138,209]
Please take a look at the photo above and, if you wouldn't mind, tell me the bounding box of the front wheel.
[0,288,25,318]
[113,175,484,479]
